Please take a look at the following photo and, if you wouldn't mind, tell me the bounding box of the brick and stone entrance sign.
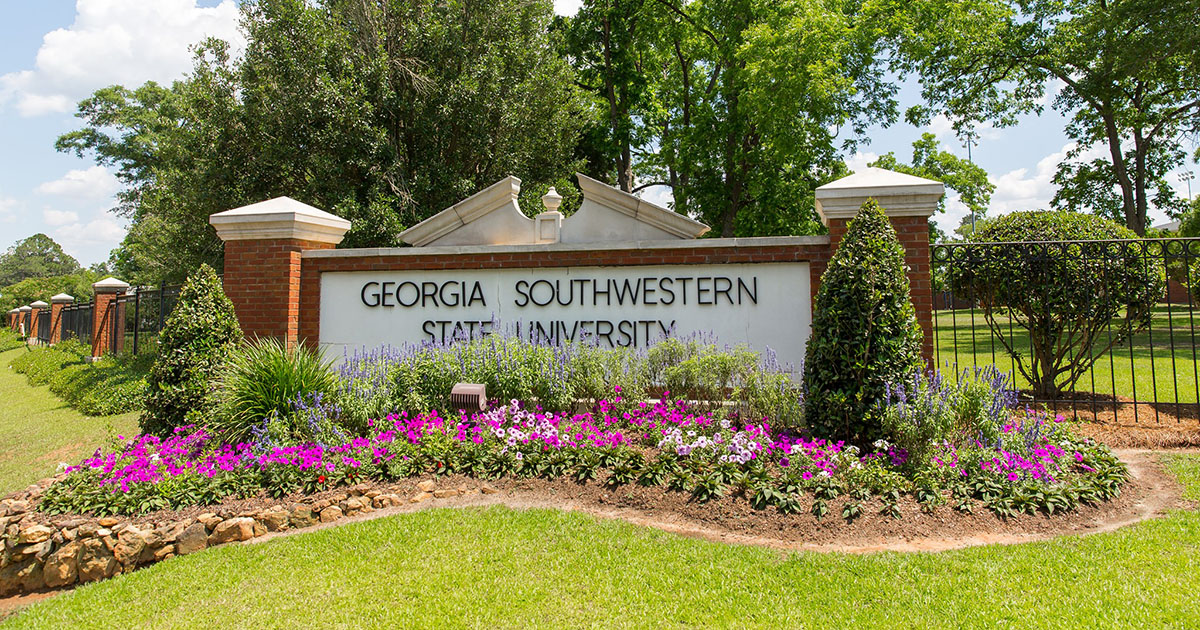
[209,168,943,372]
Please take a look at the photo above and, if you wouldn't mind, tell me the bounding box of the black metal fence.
[932,237,1200,423]
[60,302,93,345]
[36,310,50,344]
[106,284,181,356]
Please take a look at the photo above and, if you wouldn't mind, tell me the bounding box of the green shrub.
[950,211,1164,398]
[0,329,24,352]
[212,337,341,445]
[803,199,924,445]
[141,264,242,436]
[11,340,89,385]
[48,352,153,416]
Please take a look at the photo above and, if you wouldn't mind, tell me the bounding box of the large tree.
[0,234,81,287]
[889,0,1200,235]
[870,132,995,240]
[58,0,588,283]
[565,0,899,237]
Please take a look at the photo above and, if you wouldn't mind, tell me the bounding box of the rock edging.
[0,477,493,597]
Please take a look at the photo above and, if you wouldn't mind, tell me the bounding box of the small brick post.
[815,167,943,366]
[29,301,48,343]
[49,293,74,345]
[91,278,130,359]
[210,197,351,348]
[17,306,31,338]
[7,309,17,331]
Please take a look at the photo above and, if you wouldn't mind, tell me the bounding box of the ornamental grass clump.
[803,199,924,445]
[212,337,343,445]
[141,264,241,436]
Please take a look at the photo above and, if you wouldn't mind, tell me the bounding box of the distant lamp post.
[1181,171,1196,200]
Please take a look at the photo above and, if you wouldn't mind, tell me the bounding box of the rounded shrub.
[141,264,242,436]
[949,211,1164,398]
[212,337,341,445]
[803,200,924,445]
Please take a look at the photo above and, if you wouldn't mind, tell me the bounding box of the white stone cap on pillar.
[50,293,75,304]
[209,196,352,244]
[7,308,17,314]
[815,167,944,226]
[93,277,131,294]
[18,305,31,312]
[29,300,48,309]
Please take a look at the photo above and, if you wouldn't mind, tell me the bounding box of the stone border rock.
[0,477,496,597]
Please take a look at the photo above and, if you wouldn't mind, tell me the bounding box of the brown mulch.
[27,450,1185,555]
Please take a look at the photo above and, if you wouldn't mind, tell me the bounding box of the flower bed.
[40,394,1126,520]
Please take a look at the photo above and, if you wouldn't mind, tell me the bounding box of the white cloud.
[638,185,675,210]
[35,166,120,200]
[986,142,1110,216]
[0,0,245,117]
[43,209,80,227]
[844,151,880,173]
[554,0,584,16]
[53,216,127,264]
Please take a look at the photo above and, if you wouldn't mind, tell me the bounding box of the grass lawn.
[1,344,1197,628]
[0,348,138,495]
[2,468,1196,628]
[935,305,1200,407]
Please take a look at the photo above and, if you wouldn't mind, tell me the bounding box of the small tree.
[141,264,241,436]
[803,200,925,444]
[949,211,1165,398]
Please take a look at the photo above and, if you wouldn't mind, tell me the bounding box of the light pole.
[1181,171,1196,200]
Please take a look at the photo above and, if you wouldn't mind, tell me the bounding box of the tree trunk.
[1100,111,1140,234]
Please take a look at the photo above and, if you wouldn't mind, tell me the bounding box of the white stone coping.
[50,293,74,304]
[574,172,710,239]
[93,277,131,293]
[29,301,49,308]
[399,177,523,246]
[210,196,352,245]
[303,235,830,259]
[7,309,18,314]
[18,306,32,312]
[814,167,944,224]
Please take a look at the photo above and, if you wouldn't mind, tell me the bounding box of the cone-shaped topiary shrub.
[141,264,242,436]
[803,199,924,444]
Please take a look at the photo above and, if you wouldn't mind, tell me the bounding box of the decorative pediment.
[398,174,709,247]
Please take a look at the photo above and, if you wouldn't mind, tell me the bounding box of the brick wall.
[222,238,337,345]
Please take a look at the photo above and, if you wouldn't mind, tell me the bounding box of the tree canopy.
[58,0,588,283]
[0,234,81,287]
[887,0,1200,234]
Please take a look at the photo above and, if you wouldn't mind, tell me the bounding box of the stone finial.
[541,187,563,213]
[18,305,31,312]
[92,277,131,294]
[51,293,75,304]
[814,167,944,226]
[29,300,48,309]
[209,197,352,245]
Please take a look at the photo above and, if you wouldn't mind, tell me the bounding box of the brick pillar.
[7,309,17,331]
[29,301,48,343]
[91,278,130,359]
[815,167,943,366]
[210,197,351,348]
[49,293,74,345]
[17,306,31,337]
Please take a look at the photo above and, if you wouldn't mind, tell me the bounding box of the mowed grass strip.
[0,349,138,495]
[935,305,1200,405]
[7,458,1200,629]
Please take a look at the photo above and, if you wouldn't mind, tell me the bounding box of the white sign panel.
[319,262,812,373]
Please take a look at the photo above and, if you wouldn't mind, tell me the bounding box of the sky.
[0,0,1194,268]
